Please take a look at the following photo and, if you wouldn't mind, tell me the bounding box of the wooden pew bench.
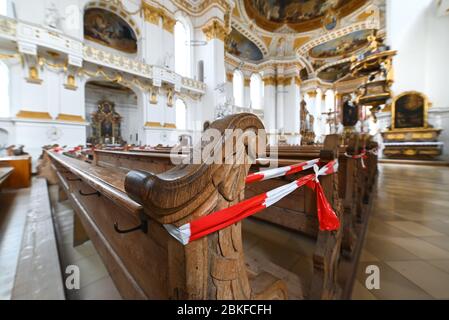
[261,135,378,253]
[0,167,14,189]
[47,114,289,300]
[88,137,345,299]
[0,155,32,189]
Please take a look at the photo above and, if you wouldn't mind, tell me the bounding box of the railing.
[0,15,206,94]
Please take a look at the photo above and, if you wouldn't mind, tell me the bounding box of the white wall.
[386,0,449,159]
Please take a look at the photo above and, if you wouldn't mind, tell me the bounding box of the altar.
[87,100,124,145]
[381,92,443,160]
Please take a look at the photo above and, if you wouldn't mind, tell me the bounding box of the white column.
[263,76,276,142]
[244,78,251,108]
[324,89,336,135]
[198,37,226,123]
[283,77,301,144]
[276,76,285,132]
[314,89,323,140]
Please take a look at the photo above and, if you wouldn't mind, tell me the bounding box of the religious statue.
[381,58,394,84]
[215,101,233,120]
[163,53,173,69]
[44,2,60,29]
[300,99,316,145]
[276,38,286,57]
[167,88,174,107]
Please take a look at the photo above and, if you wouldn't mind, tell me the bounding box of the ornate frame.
[391,91,430,131]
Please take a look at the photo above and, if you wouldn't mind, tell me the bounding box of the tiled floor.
[2,163,449,300]
[49,186,121,300]
[0,187,30,300]
[352,164,449,300]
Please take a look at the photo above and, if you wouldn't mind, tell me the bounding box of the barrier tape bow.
[164,160,340,245]
[245,159,320,184]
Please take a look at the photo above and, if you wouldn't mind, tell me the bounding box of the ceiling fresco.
[309,29,372,59]
[317,61,351,82]
[243,0,367,32]
[225,28,264,62]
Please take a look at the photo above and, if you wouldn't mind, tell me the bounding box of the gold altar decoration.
[381,91,443,160]
[88,100,124,145]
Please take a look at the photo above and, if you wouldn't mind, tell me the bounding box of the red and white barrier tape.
[164,160,340,245]
[344,150,368,169]
[245,159,319,184]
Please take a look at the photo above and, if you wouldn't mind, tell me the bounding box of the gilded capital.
[307,91,318,98]
[143,2,175,33]
[202,19,227,42]
[263,76,276,86]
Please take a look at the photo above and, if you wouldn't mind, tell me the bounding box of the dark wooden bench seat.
[48,152,142,215]
[46,114,289,300]
[85,136,345,299]
[0,167,14,188]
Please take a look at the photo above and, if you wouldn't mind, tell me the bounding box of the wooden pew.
[260,134,377,253]
[90,136,345,300]
[246,135,343,299]
[0,155,32,189]
[47,130,373,300]
[0,167,14,189]
[47,114,288,300]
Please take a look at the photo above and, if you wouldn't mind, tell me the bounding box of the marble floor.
[49,186,121,300]
[352,164,449,300]
[1,163,449,300]
[0,187,30,300]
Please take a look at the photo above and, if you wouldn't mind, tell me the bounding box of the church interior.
[1,0,449,301]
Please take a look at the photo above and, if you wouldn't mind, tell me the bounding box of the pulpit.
[88,100,124,145]
[381,92,443,159]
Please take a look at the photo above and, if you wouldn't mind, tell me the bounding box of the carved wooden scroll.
[125,113,287,300]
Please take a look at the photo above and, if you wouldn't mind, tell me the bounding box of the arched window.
[250,73,263,109]
[174,20,191,77]
[175,99,187,130]
[0,61,9,118]
[233,70,244,107]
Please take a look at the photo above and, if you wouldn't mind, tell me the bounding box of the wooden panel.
[0,167,14,187]
[0,155,32,189]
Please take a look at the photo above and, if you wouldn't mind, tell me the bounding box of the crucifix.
[322,108,338,134]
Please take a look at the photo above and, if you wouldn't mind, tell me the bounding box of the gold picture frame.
[391,91,430,131]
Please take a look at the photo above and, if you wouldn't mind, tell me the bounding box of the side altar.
[381,92,443,159]
[87,100,125,145]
